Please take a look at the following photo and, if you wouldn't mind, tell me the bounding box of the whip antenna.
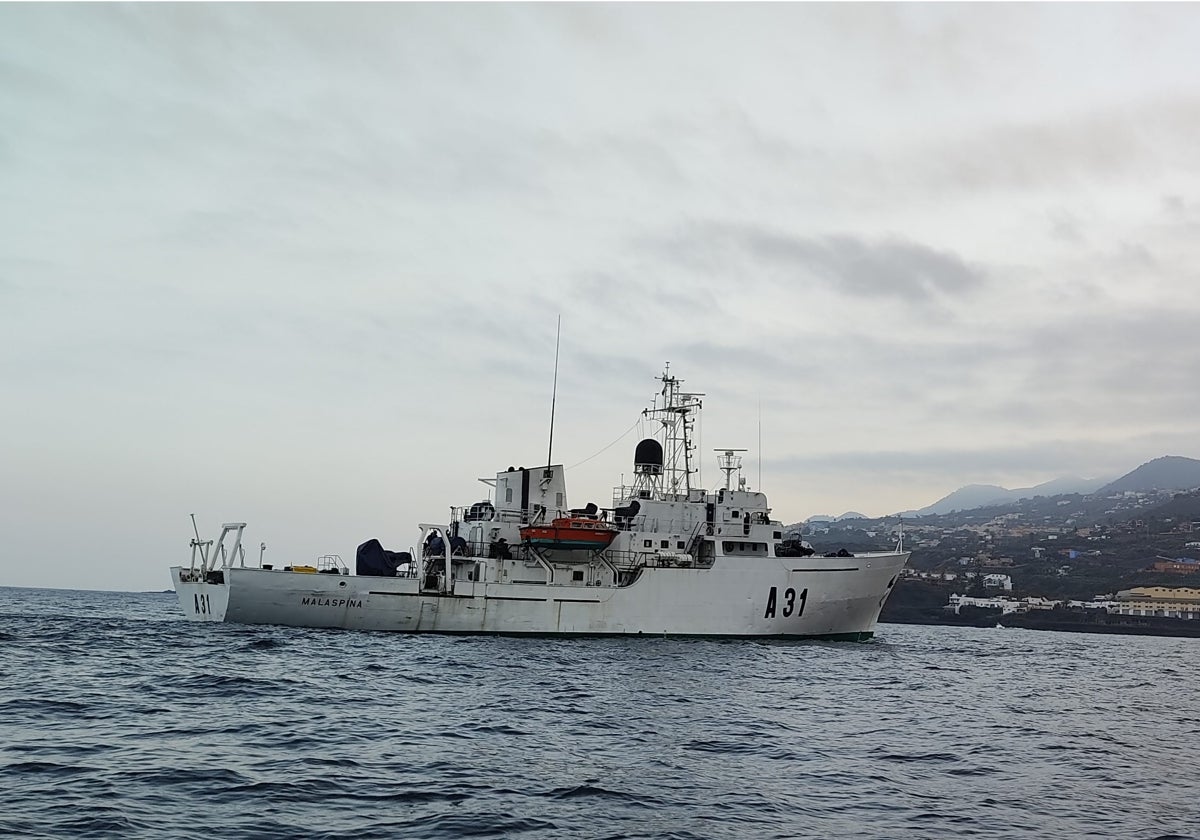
[546,315,561,474]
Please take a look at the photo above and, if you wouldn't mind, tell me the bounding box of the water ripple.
[1,587,1198,839]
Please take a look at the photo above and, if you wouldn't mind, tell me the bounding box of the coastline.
[881,580,1200,638]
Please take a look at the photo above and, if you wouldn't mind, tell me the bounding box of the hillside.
[1145,489,1200,523]
[1097,456,1200,495]
[789,455,1200,605]
[918,484,1012,515]
[917,476,1108,516]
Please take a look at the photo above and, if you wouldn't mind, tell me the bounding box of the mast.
[642,364,703,499]
[545,315,561,477]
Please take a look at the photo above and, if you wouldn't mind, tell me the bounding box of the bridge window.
[719,540,768,555]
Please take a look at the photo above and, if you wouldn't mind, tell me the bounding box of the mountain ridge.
[801,455,1200,523]
[915,476,1110,517]
[907,456,1200,518]
[1096,456,1200,496]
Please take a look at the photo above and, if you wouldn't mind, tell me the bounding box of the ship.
[171,367,909,639]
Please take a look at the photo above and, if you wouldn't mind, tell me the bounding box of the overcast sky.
[4,4,1200,591]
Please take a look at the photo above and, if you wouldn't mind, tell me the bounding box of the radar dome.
[634,438,663,475]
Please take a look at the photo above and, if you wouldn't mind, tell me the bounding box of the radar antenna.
[714,449,747,491]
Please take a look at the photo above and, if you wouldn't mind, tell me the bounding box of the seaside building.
[948,594,1062,614]
[900,569,960,582]
[1110,587,1200,620]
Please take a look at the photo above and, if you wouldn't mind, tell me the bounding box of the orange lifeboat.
[519,516,618,550]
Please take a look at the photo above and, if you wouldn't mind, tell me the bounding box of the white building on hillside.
[983,573,1013,591]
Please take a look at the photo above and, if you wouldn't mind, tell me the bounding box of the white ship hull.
[171,550,908,639]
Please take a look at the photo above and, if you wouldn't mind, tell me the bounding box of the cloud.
[569,270,712,320]
[6,4,1200,585]
[641,223,986,304]
[767,429,1195,501]
[906,95,1200,196]
[1048,210,1086,245]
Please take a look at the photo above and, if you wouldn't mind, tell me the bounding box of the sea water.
[1,586,1196,839]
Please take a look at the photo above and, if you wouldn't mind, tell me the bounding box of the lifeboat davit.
[520,516,618,550]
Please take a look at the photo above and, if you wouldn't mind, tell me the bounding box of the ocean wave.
[1,588,1198,840]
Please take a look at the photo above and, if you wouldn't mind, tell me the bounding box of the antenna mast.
[545,315,561,474]
[643,365,703,499]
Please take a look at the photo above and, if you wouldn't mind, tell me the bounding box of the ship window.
[723,541,735,553]
[505,488,513,503]
[732,510,739,517]
[677,541,685,550]
[661,540,669,548]
[556,492,563,508]
[644,540,652,548]
[572,570,584,582]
